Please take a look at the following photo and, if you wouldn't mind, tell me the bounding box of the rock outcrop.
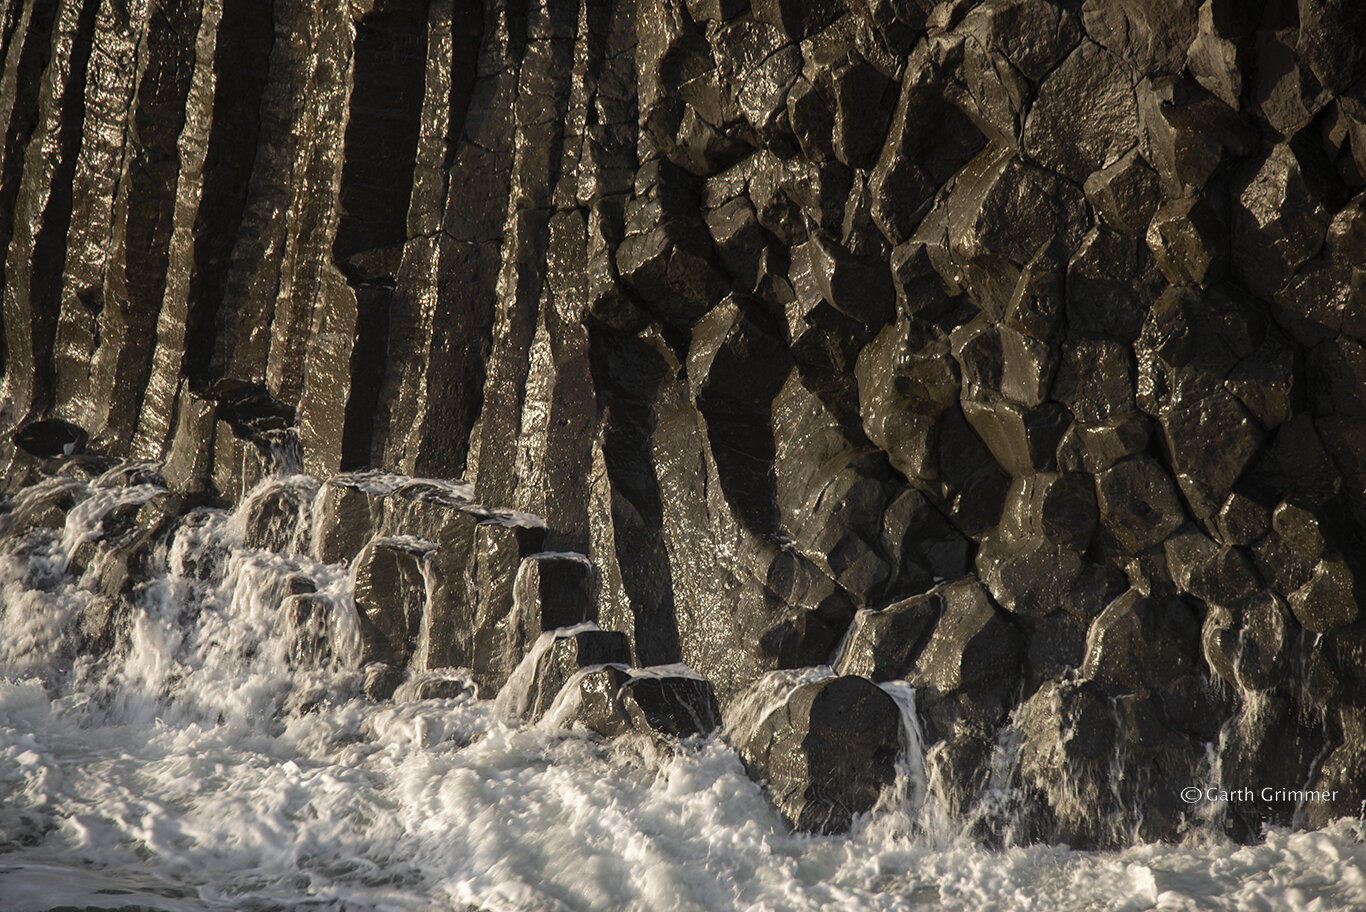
[3,0,1365,846]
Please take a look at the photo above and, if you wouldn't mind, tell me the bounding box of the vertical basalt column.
[208,0,318,387]
[0,0,96,433]
[0,0,61,429]
[86,0,205,452]
[379,0,501,479]
[508,0,635,553]
[49,0,151,430]
[287,1,364,480]
[180,0,273,391]
[316,0,432,477]
[266,0,357,408]
[131,0,223,460]
[468,0,580,505]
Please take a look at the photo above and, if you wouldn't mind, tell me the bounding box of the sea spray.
[2,468,1366,910]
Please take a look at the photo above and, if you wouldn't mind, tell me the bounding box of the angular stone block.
[354,535,435,669]
[732,674,902,833]
[508,552,599,665]
[1094,456,1186,553]
[834,592,941,680]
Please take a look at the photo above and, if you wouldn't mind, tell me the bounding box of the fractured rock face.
[1023,40,1138,183]
[6,0,1366,851]
[500,625,632,722]
[353,535,434,669]
[553,663,723,742]
[731,673,903,833]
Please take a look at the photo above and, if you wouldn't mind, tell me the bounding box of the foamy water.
[2,469,1364,911]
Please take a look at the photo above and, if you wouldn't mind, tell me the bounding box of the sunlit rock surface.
[3,0,1366,853]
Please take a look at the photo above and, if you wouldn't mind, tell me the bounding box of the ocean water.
[2,469,1364,912]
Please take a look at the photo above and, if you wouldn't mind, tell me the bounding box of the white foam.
[2,467,1365,911]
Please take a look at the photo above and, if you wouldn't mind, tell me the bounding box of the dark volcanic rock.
[242,481,316,555]
[1137,75,1254,196]
[313,473,400,565]
[1023,40,1137,183]
[834,591,941,680]
[909,577,1024,731]
[1146,195,1228,288]
[555,663,722,742]
[468,515,550,693]
[507,552,599,667]
[1095,456,1187,554]
[502,626,632,722]
[732,673,903,833]
[1083,148,1162,238]
[285,593,342,668]
[353,536,434,669]
[6,0,1366,850]
[1082,0,1199,78]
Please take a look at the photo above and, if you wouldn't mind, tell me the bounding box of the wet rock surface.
[731,674,903,834]
[2,0,1365,847]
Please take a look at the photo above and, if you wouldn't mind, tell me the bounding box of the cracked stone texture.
[3,0,1366,846]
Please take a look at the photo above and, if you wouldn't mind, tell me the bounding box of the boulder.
[1288,558,1359,632]
[1083,148,1162,238]
[1215,492,1270,546]
[751,0,843,40]
[1137,75,1254,195]
[1064,225,1166,341]
[1094,456,1186,554]
[1163,528,1259,606]
[960,398,1070,477]
[959,0,1082,82]
[1216,695,1325,840]
[1053,338,1134,425]
[1022,39,1138,183]
[242,480,317,555]
[806,230,896,325]
[1229,139,1334,299]
[1250,27,1330,136]
[467,515,550,693]
[731,673,903,833]
[1146,195,1228,288]
[1201,590,1292,691]
[501,626,632,722]
[1082,0,1199,77]
[285,593,341,668]
[1297,0,1366,95]
[1056,412,1153,474]
[1306,707,1366,828]
[554,663,722,741]
[1082,589,1201,694]
[997,471,1099,550]
[910,577,1024,730]
[869,63,986,245]
[381,481,491,670]
[1184,0,1252,109]
[1019,678,1202,847]
[313,472,400,564]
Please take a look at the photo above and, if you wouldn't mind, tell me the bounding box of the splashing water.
[2,469,1365,911]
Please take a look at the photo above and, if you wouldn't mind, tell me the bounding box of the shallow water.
[2,471,1364,912]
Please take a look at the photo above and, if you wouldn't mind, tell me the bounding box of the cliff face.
[3,0,1366,842]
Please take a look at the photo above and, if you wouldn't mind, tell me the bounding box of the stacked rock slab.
[4,0,1366,846]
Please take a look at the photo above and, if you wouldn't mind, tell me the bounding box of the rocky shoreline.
[3,0,1365,847]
